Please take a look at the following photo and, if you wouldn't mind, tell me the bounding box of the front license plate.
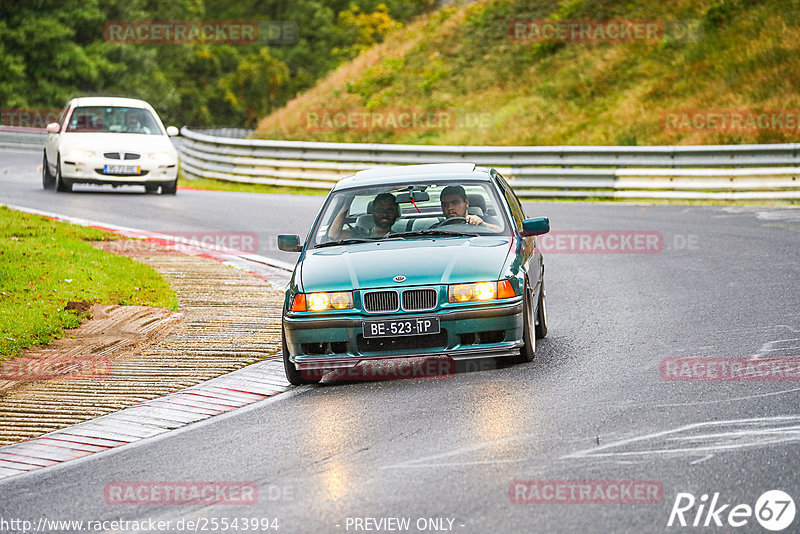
[362,317,440,338]
[103,164,140,175]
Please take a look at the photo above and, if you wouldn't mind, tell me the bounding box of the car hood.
[299,236,513,292]
[59,133,176,155]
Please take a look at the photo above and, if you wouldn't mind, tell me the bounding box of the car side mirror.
[166,126,179,137]
[520,217,550,236]
[46,122,61,134]
[277,234,303,252]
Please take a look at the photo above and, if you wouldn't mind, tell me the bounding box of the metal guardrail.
[3,125,797,199]
[0,128,48,152]
[178,128,800,199]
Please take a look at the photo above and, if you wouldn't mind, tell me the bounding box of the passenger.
[328,192,400,240]
[434,185,502,231]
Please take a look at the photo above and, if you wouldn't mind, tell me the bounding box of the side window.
[496,173,524,228]
[506,189,524,229]
[58,106,70,129]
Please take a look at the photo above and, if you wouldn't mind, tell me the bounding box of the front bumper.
[283,298,524,369]
[61,159,177,184]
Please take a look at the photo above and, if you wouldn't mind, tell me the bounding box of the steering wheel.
[438,216,468,226]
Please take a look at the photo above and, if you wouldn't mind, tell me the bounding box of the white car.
[43,96,180,194]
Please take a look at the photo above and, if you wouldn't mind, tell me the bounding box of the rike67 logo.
[668,490,796,531]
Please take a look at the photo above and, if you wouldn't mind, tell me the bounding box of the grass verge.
[255,0,800,147]
[0,207,178,361]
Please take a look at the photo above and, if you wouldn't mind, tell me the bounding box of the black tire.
[160,179,177,195]
[145,184,159,193]
[55,155,72,192]
[42,152,55,189]
[282,326,322,385]
[535,279,548,339]
[514,280,536,363]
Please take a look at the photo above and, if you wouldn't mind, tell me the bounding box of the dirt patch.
[64,300,93,314]
[0,304,181,396]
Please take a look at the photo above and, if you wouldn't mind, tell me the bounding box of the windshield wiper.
[314,238,374,248]
[387,229,480,238]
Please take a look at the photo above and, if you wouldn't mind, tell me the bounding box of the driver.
[124,110,152,134]
[434,185,501,231]
[124,111,144,133]
[328,192,400,240]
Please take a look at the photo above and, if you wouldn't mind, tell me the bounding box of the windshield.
[310,180,508,248]
[65,106,163,135]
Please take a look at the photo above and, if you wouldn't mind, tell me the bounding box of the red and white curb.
[0,355,290,480]
[0,204,296,480]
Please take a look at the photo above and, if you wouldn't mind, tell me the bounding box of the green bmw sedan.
[277,163,550,385]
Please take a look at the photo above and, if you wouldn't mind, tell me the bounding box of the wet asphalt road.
[2,148,800,533]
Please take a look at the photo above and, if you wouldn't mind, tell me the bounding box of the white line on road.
[561,415,800,460]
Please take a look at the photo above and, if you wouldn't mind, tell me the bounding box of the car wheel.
[160,179,177,195]
[145,184,159,193]
[535,279,548,339]
[514,280,536,363]
[282,326,322,385]
[55,155,72,193]
[42,152,55,189]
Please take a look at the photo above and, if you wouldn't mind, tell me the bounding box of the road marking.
[562,415,800,460]
[751,337,800,359]
[652,386,800,407]
[381,434,535,469]
[383,458,528,469]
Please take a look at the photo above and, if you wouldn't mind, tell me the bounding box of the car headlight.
[448,280,516,303]
[291,291,354,312]
[147,151,173,161]
[74,150,97,159]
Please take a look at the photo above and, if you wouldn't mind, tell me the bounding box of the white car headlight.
[147,152,173,161]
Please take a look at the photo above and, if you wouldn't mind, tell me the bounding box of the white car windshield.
[311,181,508,247]
[66,106,162,135]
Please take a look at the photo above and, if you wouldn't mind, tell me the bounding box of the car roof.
[335,163,494,190]
[68,97,155,110]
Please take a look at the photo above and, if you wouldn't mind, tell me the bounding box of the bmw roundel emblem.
[393,275,407,283]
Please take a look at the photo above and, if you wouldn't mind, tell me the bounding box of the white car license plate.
[104,164,140,175]
[362,317,440,338]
